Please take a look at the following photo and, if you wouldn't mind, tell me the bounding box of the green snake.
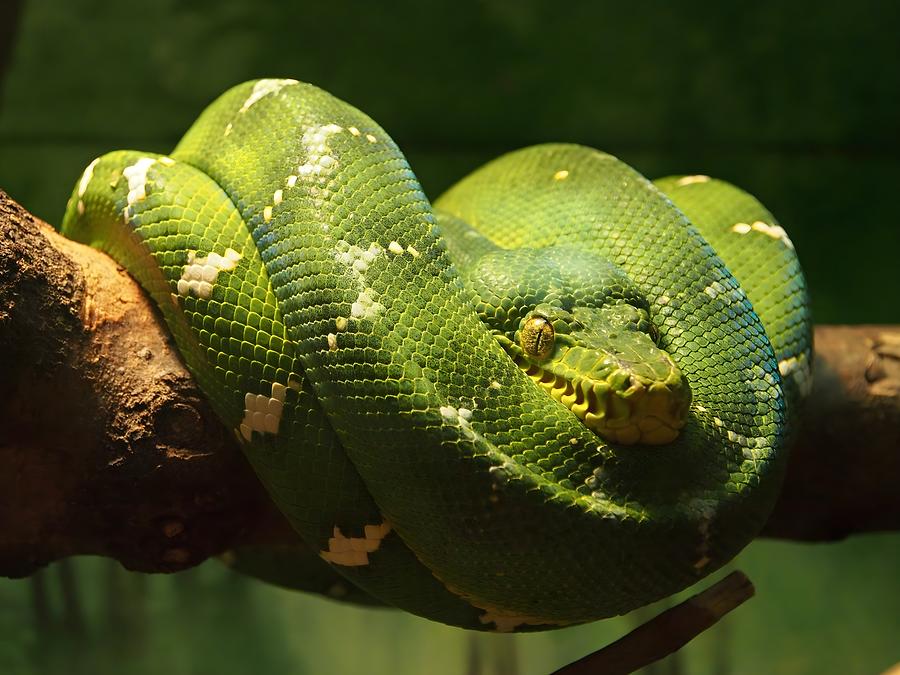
[61,79,811,632]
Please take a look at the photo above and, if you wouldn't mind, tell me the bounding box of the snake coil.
[62,79,811,631]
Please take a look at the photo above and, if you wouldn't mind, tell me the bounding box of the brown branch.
[1,189,898,580]
[552,571,755,675]
[762,324,900,540]
[0,189,288,577]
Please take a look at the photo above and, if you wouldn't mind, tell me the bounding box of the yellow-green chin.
[517,359,691,446]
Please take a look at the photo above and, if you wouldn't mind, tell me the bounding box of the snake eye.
[521,315,555,360]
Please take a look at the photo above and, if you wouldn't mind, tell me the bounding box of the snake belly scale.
[62,79,811,632]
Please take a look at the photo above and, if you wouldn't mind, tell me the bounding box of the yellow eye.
[520,316,555,359]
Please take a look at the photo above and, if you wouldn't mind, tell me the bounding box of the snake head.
[501,302,691,445]
[458,243,691,444]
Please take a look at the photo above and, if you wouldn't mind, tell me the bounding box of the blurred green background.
[0,0,898,673]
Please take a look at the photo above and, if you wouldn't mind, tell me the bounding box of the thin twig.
[552,571,755,675]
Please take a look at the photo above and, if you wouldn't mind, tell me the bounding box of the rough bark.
[1,189,898,578]
[0,190,285,577]
[763,324,900,540]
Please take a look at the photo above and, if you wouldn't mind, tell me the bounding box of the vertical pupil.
[535,326,547,353]
[523,316,554,358]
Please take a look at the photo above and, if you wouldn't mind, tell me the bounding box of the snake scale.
[62,79,811,632]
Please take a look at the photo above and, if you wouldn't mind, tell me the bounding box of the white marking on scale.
[77,158,101,197]
[350,288,384,319]
[239,78,298,113]
[675,175,711,186]
[751,220,794,249]
[298,123,343,177]
[335,241,383,276]
[238,381,288,442]
[553,169,569,181]
[334,241,385,319]
[779,357,797,377]
[123,157,157,206]
[289,123,345,211]
[327,333,337,351]
[439,404,475,439]
[731,221,794,249]
[434,577,566,632]
[703,281,726,299]
[477,610,557,633]
[177,248,242,300]
[706,419,769,458]
[320,521,391,566]
[348,126,361,136]
[726,429,745,445]
[365,133,377,143]
[388,241,404,255]
[406,245,420,257]
[779,355,812,397]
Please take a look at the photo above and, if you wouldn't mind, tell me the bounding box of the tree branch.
[0,189,288,577]
[1,189,898,579]
[762,323,900,540]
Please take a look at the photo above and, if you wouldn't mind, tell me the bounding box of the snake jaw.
[512,338,691,446]
[585,375,691,445]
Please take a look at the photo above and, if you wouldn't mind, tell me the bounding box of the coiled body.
[62,79,811,631]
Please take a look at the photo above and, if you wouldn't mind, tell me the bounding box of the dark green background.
[1,1,898,673]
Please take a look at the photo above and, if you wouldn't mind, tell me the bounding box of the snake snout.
[515,341,691,446]
[583,368,692,445]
